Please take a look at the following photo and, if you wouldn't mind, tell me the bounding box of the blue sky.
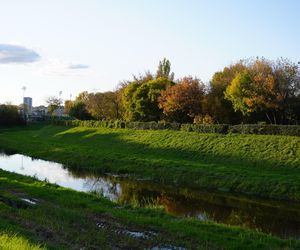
[1,0,300,105]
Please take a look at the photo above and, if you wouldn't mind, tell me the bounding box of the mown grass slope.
[0,124,300,201]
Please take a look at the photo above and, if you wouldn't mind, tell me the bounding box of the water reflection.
[0,152,299,239]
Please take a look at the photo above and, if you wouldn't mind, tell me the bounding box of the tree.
[69,101,92,120]
[121,59,177,121]
[225,58,300,124]
[87,91,122,120]
[46,96,62,115]
[159,76,205,123]
[273,58,300,124]
[156,58,174,81]
[123,77,173,121]
[204,61,246,124]
[0,104,24,126]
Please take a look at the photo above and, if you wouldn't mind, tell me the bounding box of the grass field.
[0,169,299,249]
[0,124,299,201]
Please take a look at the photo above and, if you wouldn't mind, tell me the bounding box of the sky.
[0,0,300,106]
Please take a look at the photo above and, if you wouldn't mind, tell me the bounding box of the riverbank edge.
[0,169,299,249]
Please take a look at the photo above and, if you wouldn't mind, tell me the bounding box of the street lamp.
[21,86,26,119]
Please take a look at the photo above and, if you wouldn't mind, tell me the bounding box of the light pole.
[59,91,62,117]
[21,86,26,119]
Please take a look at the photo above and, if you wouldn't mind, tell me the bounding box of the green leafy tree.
[204,62,246,124]
[69,101,92,120]
[156,58,175,81]
[87,91,122,120]
[123,77,173,121]
[0,104,24,125]
[46,96,62,115]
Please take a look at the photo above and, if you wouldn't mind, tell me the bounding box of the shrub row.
[229,124,300,136]
[53,120,181,130]
[52,119,300,136]
[181,124,229,134]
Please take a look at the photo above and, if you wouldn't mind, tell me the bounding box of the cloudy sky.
[1,0,300,105]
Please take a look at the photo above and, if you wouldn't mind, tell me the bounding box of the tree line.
[65,57,300,125]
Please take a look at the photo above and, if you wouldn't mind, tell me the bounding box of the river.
[0,152,299,240]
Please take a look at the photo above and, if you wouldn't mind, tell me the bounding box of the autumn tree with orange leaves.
[225,58,300,124]
[159,76,205,123]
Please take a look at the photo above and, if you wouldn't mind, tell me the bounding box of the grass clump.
[0,232,45,250]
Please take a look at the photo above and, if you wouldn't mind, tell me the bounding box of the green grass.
[0,169,299,249]
[0,124,300,201]
[0,232,45,250]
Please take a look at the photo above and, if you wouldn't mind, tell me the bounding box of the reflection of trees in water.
[113,179,300,239]
[70,173,300,239]
[83,177,121,201]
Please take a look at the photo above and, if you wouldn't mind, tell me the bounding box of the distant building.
[32,105,48,117]
[53,106,65,117]
[23,97,32,114]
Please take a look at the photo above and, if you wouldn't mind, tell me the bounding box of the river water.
[0,152,299,240]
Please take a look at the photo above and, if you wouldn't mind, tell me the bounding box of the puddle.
[150,245,187,250]
[96,220,157,240]
[21,198,37,205]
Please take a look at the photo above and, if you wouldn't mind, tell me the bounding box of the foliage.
[203,61,246,124]
[229,124,300,136]
[55,57,300,125]
[122,77,173,121]
[156,58,175,81]
[0,104,25,126]
[45,96,62,115]
[181,124,229,134]
[54,119,181,131]
[193,114,215,124]
[65,91,123,120]
[69,101,93,120]
[54,119,300,137]
[225,58,300,124]
[87,91,122,120]
[159,76,205,123]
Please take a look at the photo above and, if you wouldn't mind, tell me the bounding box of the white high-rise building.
[23,97,32,114]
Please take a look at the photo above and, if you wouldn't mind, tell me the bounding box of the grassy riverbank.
[0,124,300,201]
[0,169,299,249]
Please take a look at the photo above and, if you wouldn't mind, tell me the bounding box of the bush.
[124,121,180,130]
[181,124,229,134]
[193,114,214,125]
[229,124,300,136]
[0,105,25,126]
[53,119,300,136]
[54,120,181,131]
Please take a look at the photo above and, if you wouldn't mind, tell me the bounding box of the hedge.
[229,124,300,136]
[180,124,229,134]
[52,119,300,136]
[53,120,181,131]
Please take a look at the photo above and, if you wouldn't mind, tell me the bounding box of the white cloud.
[33,59,90,76]
[68,63,89,69]
[0,43,90,77]
[0,44,40,64]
